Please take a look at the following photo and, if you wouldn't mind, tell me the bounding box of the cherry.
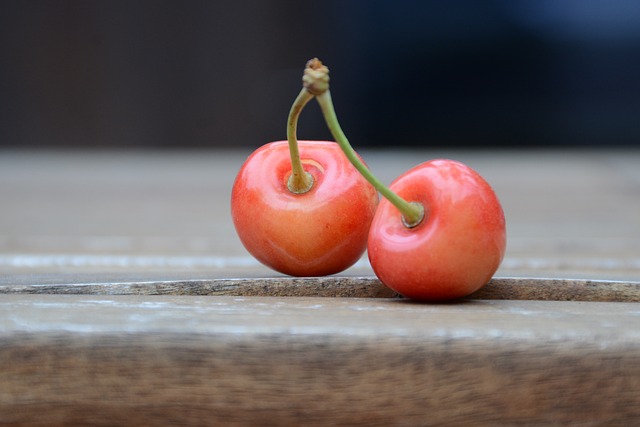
[367,160,506,301]
[230,60,378,277]
[308,59,506,301]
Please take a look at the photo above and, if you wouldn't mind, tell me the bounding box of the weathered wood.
[2,150,640,426]
[2,276,640,302]
[473,277,640,302]
[0,275,396,297]
[1,295,640,426]
[2,150,640,282]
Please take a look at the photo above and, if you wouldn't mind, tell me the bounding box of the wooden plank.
[1,150,640,282]
[2,295,640,426]
[1,276,640,302]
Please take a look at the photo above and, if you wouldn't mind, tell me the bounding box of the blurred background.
[1,0,640,149]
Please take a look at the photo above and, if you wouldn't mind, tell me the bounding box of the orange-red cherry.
[231,140,378,277]
[367,159,506,301]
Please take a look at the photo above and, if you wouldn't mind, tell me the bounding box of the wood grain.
[2,276,640,302]
[2,295,640,426]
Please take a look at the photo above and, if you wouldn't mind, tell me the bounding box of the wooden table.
[1,149,640,426]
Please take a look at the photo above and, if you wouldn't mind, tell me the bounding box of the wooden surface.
[1,149,640,426]
[2,149,640,283]
[2,295,640,426]
[3,275,640,302]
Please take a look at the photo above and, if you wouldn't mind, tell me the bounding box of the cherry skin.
[367,159,506,301]
[231,140,378,277]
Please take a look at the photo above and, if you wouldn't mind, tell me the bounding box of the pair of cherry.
[232,59,506,301]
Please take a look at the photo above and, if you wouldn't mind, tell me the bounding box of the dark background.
[1,0,640,149]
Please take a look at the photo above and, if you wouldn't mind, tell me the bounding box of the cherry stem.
[286,87,315,194]
[302,58,424,227]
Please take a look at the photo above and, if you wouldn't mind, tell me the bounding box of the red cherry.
[231,140,378,277]
[307,57,507,301]
[367,159,506,301]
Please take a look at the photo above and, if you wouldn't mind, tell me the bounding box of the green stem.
[315,90,424,227]
[286,88,315,194]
